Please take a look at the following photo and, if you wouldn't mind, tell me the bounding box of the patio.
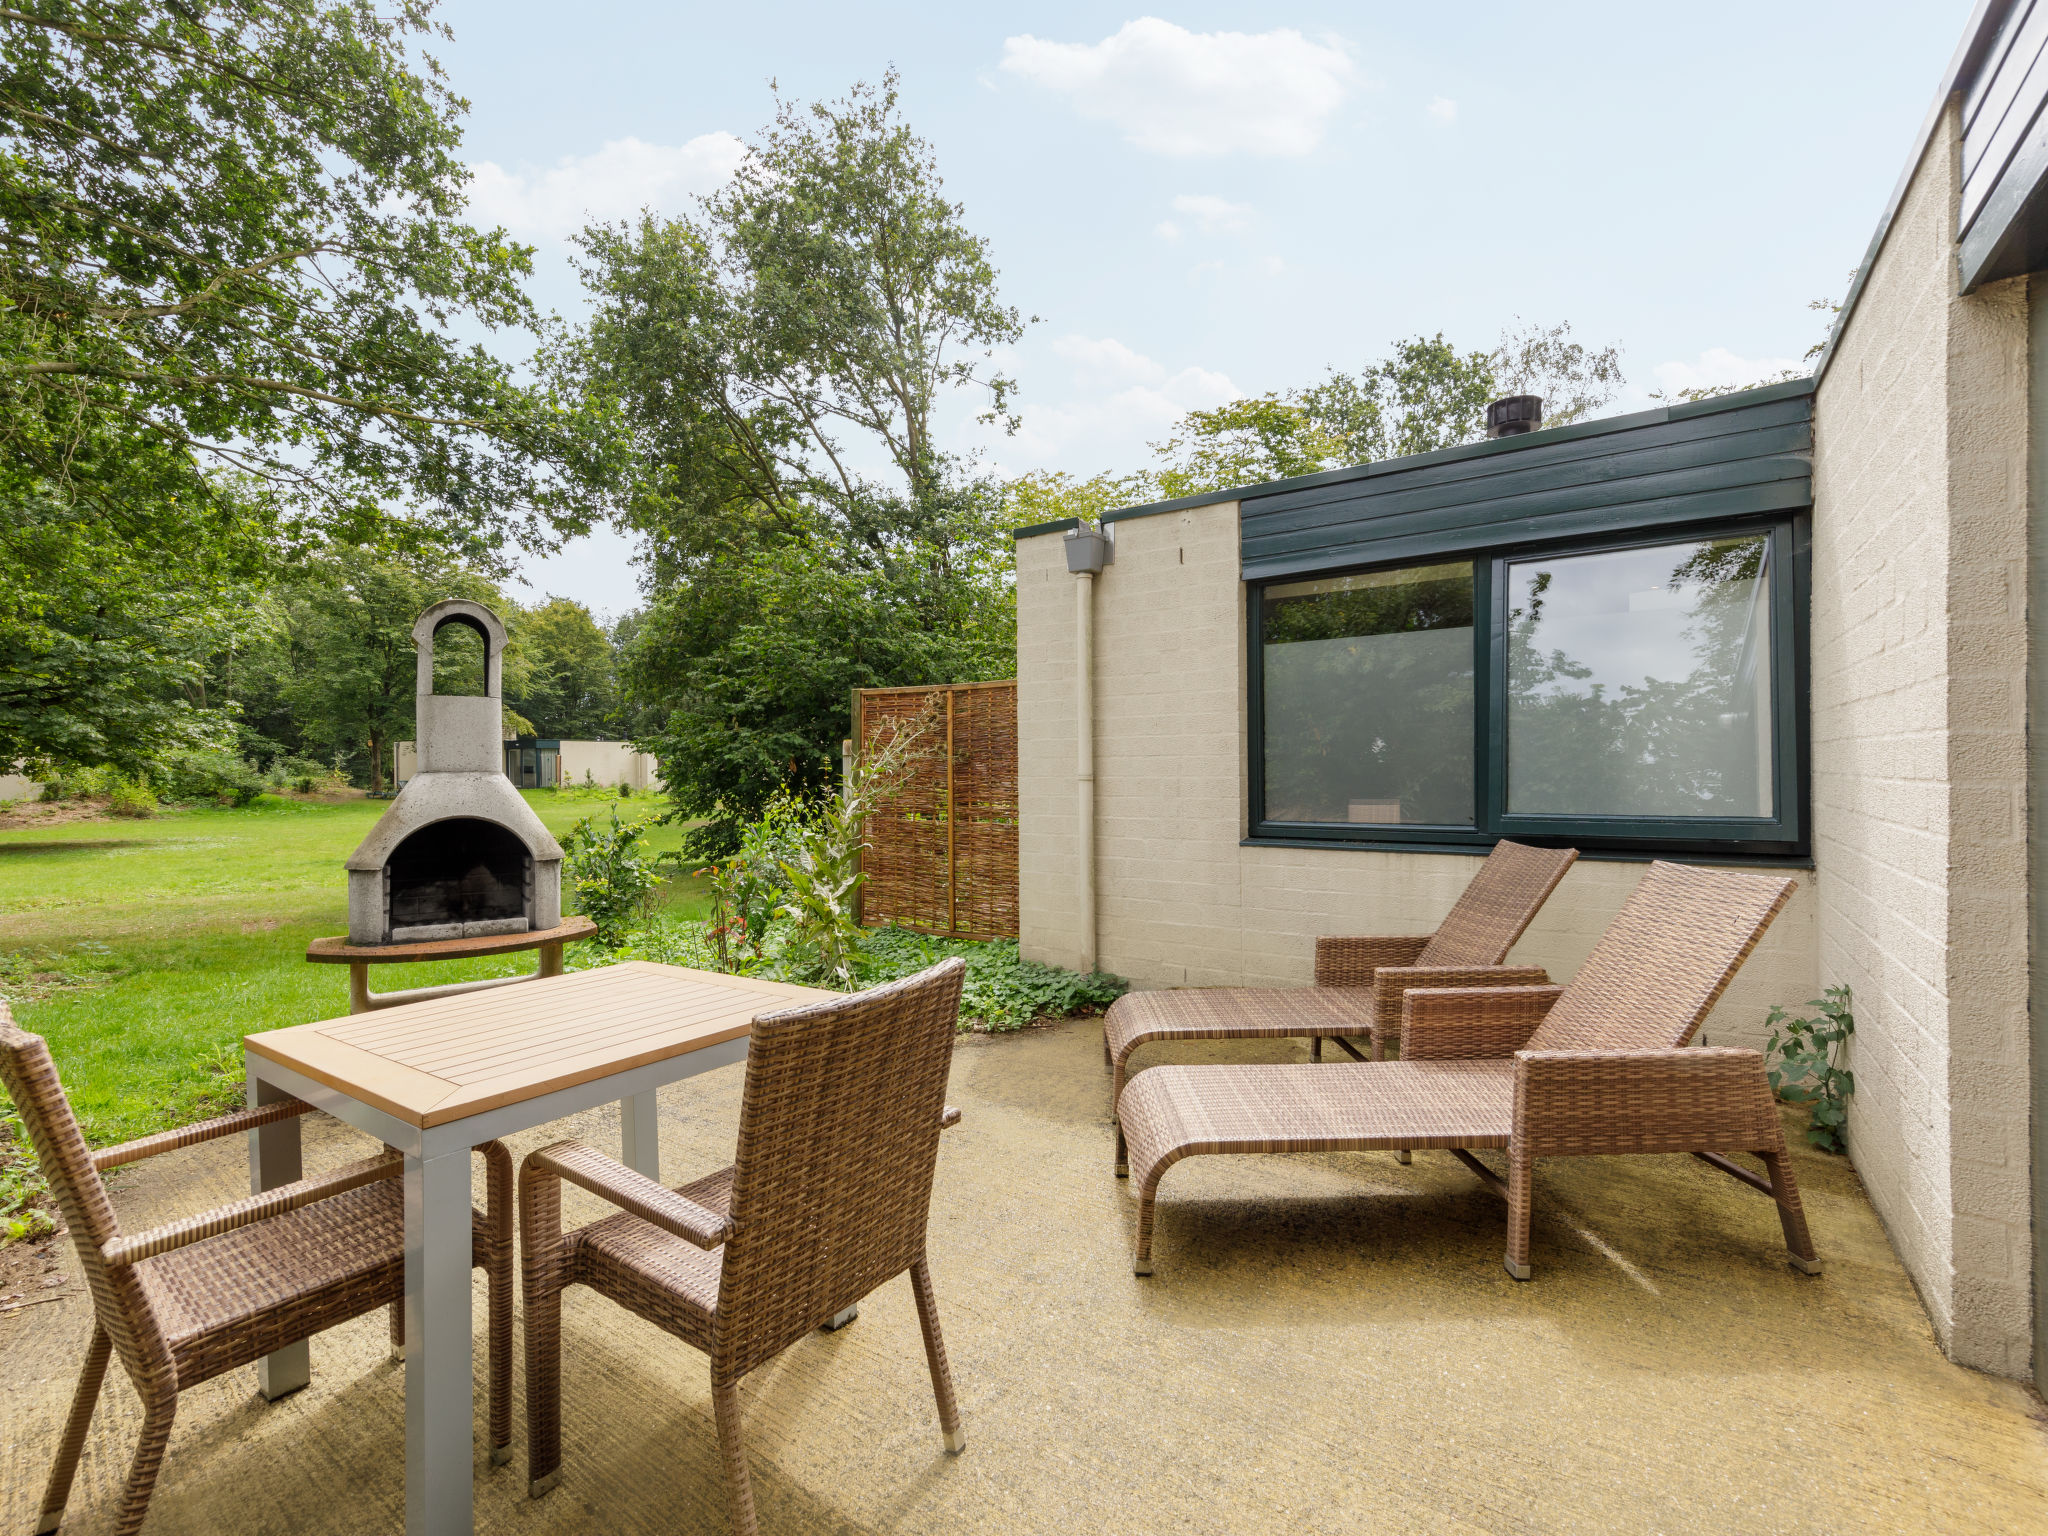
[4,1021,2042,1536]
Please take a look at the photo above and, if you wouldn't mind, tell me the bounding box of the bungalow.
[1016,0,2048,1390]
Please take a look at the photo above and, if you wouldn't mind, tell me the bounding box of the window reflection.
[1505,534,1774,819]
[1261,562,1474,826]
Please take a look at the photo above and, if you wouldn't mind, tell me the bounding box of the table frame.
[245,1032,747,1535]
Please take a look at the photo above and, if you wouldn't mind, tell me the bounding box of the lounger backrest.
[1524,862,1796,1052]
[1415,840,1580,967]
[714,956,965,1378]
[0,1006,173,1389]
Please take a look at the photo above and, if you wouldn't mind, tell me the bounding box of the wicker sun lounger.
[0,1005,513,1536]
[1117,861,1820,1282]
[1102,839,1578,1171]
[520,958,969,1536]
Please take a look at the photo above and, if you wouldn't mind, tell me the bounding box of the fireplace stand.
[306,917,599,1014]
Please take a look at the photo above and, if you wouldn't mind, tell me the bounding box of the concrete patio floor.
[4,1018,2046,1535]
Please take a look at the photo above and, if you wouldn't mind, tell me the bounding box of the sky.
[427,2,1977,617]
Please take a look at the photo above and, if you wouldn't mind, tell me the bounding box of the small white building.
[394,737,662,793]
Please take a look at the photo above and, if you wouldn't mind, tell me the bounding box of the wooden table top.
[246,962,839,1128]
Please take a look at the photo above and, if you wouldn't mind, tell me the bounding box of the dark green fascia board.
[1959,89,2048,288]
[1090,378,1815,529]
[1011,516,1080,541]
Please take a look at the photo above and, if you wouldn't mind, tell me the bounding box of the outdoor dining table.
[242,959,838,1536]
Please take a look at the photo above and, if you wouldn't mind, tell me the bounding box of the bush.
[107,776,158,818]
[855,929,1125,1030]
[564,808,663,949]
[159,747,265,806]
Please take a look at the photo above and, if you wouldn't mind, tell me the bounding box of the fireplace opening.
[386,817,530,941]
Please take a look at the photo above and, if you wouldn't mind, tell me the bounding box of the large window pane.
[1505,534,1774,818]
[1261,562,1474,826]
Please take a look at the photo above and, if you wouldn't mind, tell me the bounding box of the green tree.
[558,76,1027,852]
[0,1,595,775]
[506,598,619,740]
[276,546,502,792]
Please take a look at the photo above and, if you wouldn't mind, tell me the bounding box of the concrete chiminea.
[344,600,563,945]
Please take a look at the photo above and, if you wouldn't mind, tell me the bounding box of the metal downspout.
[1076,567,1097,975]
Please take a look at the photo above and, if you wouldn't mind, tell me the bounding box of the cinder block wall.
[1812,103,2034,1377]
[1017,501,1817,1057]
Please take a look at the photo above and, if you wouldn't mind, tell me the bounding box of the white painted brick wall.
[1812,101,2034,1377]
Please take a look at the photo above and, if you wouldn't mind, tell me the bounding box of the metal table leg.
[620,1090,661,1179]
[247,1071,310,1400]
[404,1148,475,1536]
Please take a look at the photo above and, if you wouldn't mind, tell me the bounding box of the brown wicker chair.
[0,1007,512,1536]
[1102,838,1578,1171]
[520,957,969,1535]
[1118,861,1820,1282]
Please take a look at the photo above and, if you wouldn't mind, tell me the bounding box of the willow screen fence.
[854,681,1018,940]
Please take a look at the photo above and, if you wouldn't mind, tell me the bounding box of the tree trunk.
[368,733,385,794]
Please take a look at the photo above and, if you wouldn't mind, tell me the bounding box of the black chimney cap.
[1485,395,1543,438]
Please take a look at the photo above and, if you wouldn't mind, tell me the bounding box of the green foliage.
[628,514,1013,858]
[853,929,1125,1031]
[505,598,620,739]
[107,775,158,818]
[158,745,265,806]
[1,1109,54,1244]
[697,791,809,972]
[564,807,662,950]
[768,714,930,988]
[0,0,585,543]
[557,76,1023,856]
[1765,985,1856,1153]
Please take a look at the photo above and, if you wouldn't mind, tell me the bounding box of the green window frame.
[1246,514,1809,860]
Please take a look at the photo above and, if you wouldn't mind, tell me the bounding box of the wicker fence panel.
[856,681,1018,940]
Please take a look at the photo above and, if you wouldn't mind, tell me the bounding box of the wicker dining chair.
[1118,861,1820,1281]
[521,957,969,1536]
[0,1006,512,1536]
[1102,838,1578,1171]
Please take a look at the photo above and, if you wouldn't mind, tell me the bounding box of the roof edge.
[1074,377,1813,527]
[1816,0,2010,381]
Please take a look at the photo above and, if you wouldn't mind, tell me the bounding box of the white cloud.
[1653,347,1802,396]
[467,133,746,240]
[1428,96,1458,123]
[974,334,1239,470]
[999,19,1353,156]
[1051,333,1168,386]
[1171,193,1252,234]
[1156,220,1183,241]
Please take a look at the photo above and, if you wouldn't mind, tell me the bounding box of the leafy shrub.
[564,808,663,950]
[107,776,158,818]
[856,929,1125,1030]
[698,791,809,973]
[1,1108,54,1244]
[159,747,264,806]
[765,712,933,989]
[1765,985,1855,1153]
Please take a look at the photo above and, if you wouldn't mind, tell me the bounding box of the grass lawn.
[0,791,706,1144]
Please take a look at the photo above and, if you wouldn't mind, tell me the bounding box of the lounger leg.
[1310,1036,1322,1063]
[1759,1149,1823,1275]
[1114,1120,1128,1178]
[1133,1179,1158,1276]
[388,1301,405,1359]
[37,1325,112,1534]
[1504,1152,1534,1281]
[712,1377,759,1536]
[110,1391,175,1536]
[909,1258,965,1453]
